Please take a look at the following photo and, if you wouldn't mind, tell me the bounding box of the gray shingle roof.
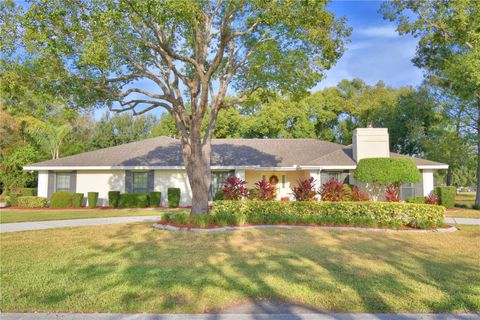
[25,136,447,168]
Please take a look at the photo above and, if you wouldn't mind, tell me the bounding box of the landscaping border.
[153,223,457,233]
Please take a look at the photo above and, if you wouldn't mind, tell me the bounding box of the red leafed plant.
[222,176,248,200]
[350,185,369,201]
[425,192,438,205]
[385,186,400,202]
[320,178,345,201]
[291,177,317,201]
[280,196,290,202]
[255,179,277,201]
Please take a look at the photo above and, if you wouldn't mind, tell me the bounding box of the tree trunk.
[182,138,212,215]
[476,101,480,207]
[446,167,453,186]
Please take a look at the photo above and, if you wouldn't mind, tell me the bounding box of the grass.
[445,209,480,219]
[1,223,479,313]
[0,208,188,224]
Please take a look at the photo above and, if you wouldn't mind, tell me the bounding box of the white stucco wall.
[76,170,125,206]
[154,170,192,206]
[37,170,49,198]
[245,170,308,199]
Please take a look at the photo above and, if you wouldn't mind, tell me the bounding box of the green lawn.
[0,208,188,224]
[1,223,479,313]
[445,208,480,219]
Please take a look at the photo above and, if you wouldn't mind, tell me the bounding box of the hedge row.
[50,192,84,208]
[434,186,456,208]
[108,191,166,208]
[17,196,47,208]
[205,200,445,229]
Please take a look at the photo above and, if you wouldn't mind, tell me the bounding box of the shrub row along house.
[24,128,448,206]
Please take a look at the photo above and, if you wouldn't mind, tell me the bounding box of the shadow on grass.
[40,224,480,313]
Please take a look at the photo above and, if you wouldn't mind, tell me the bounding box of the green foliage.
[407,196,426,204]
[118,193,149,208]
[354,158,421,185]
[7,193,20,206]
[87,192,99,209]
[167,188,181,208]
[213,200,445,229]
[50,192,74,208]
[434,186,456,209]
[72,193,84,208]
[213,190,224,201]
[17,196,47,208]
[0,145,38,194]
[108,191,120,208]
[21,188,37,196]
[0,195,10,204]
[149,192,161,207]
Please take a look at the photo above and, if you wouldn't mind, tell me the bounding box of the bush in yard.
[149,192,162,207]
[51,192,73,208]
[213,190,224,201]
[17,196,47,208]
[255,179,276,200]
[320,178,345,201]
[7,193,21,206]
[108,191,120,208]
[0,195,10,206]
[407,196,426,204]
[87,192,99,208]
[434,186,456,208]
[291,177,317,201]
[212,200,445,229]
[118,193,149,208]
[21,188,37,196]
[350,185,369,201]
[425,192,438,205]
[221,176,248,200]
[248,188,259,200]
[385,187,400,202]
[168,188,181,207]
[72,193,84,207]
[280,196,290,201]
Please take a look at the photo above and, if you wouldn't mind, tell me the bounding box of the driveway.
[0,215,161,233]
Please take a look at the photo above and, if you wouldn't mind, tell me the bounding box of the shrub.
[472,204,480,210]
[108,191,120,208]
[291,177,317,201]
[50,192,74,208]
[87,192,99,208]
[0,195,10,205]
[168,188,181,207]
[255,179,276,201]
[21,188,37,196]
[350,185,369,201]
[8,193,20,206]
[320,178,345,201]
[119,193,149,208]
[385,187,400,202]
[72,193,84,208]
[212,200,445,229]
[17,196,47,208]
[248,188,259,200]
[213,190,224,201]
[191,214,212,227]
[425,192,438,205]
[222,176,248,200]
[407,196,426,204]
[434,186,456,208]
[280,196,290,202]
[354,158,421,185]
[149,191,162,207]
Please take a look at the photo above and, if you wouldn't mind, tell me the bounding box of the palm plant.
[22,117,72,159]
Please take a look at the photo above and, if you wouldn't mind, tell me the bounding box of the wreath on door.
[269,175,279,185]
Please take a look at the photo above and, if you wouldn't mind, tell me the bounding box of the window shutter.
[125,170,133,193]
[147,170,155,192]
[70,171,77,193]
[47,171,55,198]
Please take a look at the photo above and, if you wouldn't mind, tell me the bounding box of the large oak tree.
[1,0,349,214]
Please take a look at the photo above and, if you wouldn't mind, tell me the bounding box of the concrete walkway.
[0,216,161,233]
[1,216,479,234]
[444,217,480,225]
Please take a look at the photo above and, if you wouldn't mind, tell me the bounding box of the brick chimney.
[352,128,390,162]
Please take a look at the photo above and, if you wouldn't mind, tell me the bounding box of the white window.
[133,172,148,193]
[56,173,71,192]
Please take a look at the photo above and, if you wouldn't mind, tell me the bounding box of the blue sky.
[316,0,423,90]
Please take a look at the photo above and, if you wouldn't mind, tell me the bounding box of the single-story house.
[24,128,448,206]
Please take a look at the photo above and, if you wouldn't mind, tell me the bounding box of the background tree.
[3,0,350,214]
[382,0,480,205]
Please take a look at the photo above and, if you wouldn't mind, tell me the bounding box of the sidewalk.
[0,215,161,233]
[443,217,480,225]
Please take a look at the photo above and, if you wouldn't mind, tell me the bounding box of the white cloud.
[356,26,398,38]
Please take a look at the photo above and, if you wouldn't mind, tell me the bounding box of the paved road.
[0,216,161,233]
[1,216,479,233]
